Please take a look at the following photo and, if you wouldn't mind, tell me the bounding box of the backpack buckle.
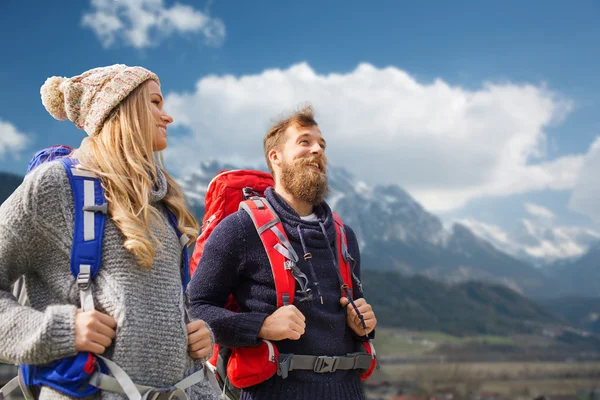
[284,260,294,271]
[77,272,90,290]
[242,187,258,200]
[277,354,293,379]
[313,356,339,373]
[83,203,108,215]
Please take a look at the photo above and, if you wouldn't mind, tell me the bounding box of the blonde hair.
[73,82,199,268]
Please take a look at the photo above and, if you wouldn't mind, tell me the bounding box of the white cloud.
[524,203,555,219]
[0,119,29,158]
[164,62,584,212]
[82,0,225,49]
[518,219,600,261]
[568,136,600,222]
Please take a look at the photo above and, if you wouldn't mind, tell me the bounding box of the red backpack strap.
[239,198,297,307]
[332,213,353,297]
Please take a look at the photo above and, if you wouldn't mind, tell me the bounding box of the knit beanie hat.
[40,64,160,136]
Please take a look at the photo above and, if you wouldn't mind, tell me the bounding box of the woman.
[0,65,215,399]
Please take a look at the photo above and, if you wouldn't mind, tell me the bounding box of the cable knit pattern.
[187,188,366,400]
[40,64,159,136]
[0,161,215,400]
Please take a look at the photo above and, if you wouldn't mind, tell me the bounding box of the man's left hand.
[187,319,212,359]
[340,297,377,337]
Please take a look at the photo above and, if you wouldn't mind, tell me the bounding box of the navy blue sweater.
[187,188,367,400]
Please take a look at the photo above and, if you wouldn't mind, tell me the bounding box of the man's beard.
[280,156,329,206]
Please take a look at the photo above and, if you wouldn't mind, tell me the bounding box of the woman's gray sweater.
[0,161,215,400]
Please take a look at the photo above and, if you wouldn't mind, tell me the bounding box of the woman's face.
[147,80,173,152]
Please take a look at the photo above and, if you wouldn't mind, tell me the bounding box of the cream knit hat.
[40,64,160,136]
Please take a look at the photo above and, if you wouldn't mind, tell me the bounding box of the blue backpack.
[0,146,200,400]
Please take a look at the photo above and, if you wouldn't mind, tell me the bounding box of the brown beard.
[280,156,329,206]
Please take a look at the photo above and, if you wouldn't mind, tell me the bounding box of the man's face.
[278,124,329,206]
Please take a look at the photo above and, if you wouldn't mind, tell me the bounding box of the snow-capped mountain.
[177,160,560,297]
[177,159,240,205]
[0,163,589,298]
[327,166,450,248]
[458,216,600,268]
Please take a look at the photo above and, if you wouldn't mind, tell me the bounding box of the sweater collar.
[150,167,168,203]
[264,187,335,249]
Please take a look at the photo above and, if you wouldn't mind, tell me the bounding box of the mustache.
[295,157,326,171]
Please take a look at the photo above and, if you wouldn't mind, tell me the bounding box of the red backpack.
[190,170,377,399]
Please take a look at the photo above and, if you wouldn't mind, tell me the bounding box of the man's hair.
[263,105,318,177]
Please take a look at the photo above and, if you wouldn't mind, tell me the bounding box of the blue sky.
[1,0,599,263]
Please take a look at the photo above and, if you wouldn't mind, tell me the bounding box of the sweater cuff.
[44,304,77,361]
[234,312,269,347]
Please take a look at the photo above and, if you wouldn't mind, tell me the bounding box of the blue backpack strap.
[166,210,190,291]
[58,158,107,311]
[16,158,110,398]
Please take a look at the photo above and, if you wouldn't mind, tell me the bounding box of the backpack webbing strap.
[11,276,28,306]
[89,356,206,400]
[0,376,20,400]
[59,158,107,312]
[276,353,373,379]
[239,198,296,307]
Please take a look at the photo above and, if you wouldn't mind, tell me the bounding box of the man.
[187,106,377,400]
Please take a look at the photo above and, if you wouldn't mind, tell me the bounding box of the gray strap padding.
[257,218,279,235]
[83,180,95,241]
[239,200,279,236]
[0,376,20,400]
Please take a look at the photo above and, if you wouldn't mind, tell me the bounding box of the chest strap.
[276,352,374,379]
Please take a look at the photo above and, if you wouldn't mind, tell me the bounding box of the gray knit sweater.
[0,161,216,400]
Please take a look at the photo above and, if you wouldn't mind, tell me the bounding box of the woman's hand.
[187,319,212,359]
[74,309,117,354]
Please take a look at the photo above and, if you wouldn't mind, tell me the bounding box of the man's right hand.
[258,305,305,341]
[74,309,117,354]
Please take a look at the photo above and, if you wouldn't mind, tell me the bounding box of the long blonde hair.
[73,82,199,268]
